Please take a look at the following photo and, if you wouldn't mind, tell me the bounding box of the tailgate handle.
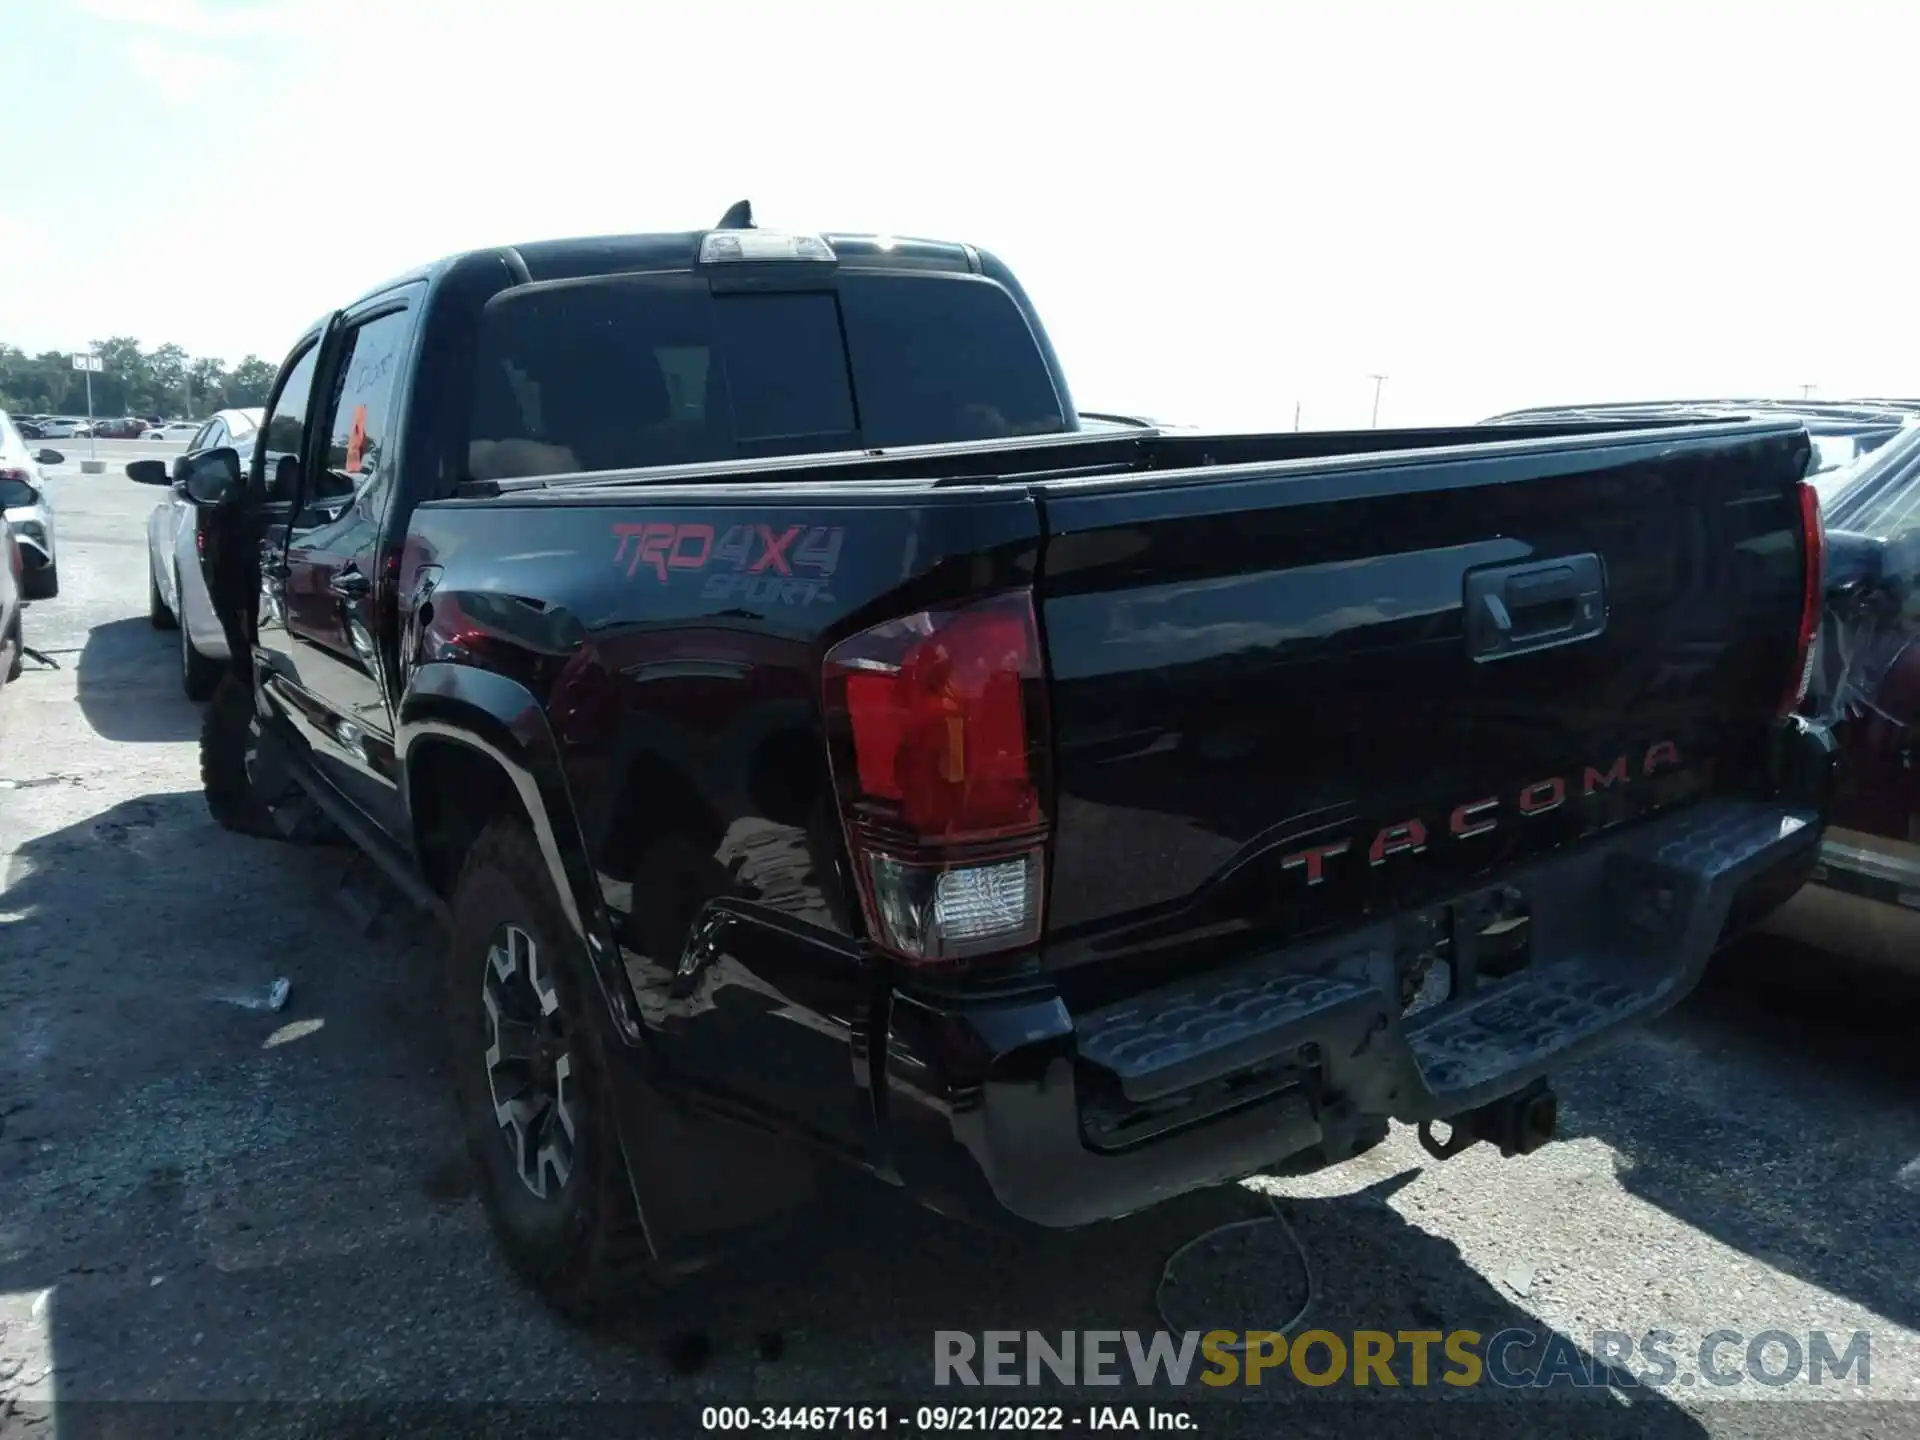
[1465,553,1606,662]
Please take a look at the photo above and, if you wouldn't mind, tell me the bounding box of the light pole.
[1294,400,1302,432]
[1801,383,1816,400]
[1368,374,1388,428]
[70,351,105,472]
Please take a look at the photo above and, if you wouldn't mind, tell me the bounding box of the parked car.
[13,418,45,440]
[124,407,265,699]
[0,411,61,600]
[173,209,1834,1319]
[142,421,202,442]
[35,418,87,439]
[1776,416,1920,969]
[0,527,21,687]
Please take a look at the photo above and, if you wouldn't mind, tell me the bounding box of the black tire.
[447,817,659,1321]
[4,611,21,684]
[21,561,57,601]
[178,574,223,702]
[200,672,281,837]
[149,560,177,630]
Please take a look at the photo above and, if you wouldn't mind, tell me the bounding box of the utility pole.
[1368,374,1388,428]
[1801,383,1816,400]
[70,350,105,472]
[1294,400,1302,432]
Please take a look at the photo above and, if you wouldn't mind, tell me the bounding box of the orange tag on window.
[345,404,369,474]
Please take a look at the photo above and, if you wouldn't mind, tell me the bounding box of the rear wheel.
[149,560,176,630]
[4,611,21,683]
[200,672,281,837]
[177,570,223,702]
[446,817,661,1321]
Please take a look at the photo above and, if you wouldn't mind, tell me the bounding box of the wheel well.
[407,738,529,898]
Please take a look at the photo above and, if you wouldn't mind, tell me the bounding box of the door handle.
[329,568,370,600]
[1464,553,1607,662]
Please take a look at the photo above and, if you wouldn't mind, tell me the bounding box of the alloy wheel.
[481,923,578,1200]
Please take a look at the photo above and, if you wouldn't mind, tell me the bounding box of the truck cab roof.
[344,226,982,313]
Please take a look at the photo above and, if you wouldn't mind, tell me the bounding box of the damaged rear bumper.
[880,725,1834,1229]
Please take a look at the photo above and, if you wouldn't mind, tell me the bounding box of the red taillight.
[1782,479,1826,716]
[822,590,1050,966]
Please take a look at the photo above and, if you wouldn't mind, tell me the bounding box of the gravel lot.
[3,454,1919,1437]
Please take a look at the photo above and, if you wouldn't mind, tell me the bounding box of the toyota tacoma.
[180,205,1837,1316]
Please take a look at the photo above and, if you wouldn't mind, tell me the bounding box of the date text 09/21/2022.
[700,1406,1192,1432]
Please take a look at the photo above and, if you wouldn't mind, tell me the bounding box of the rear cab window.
[466,268,1067,482]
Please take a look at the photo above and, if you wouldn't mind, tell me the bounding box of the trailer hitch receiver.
[1418,1079,1560,1161]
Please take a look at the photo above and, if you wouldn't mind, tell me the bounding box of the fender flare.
[396,661,646,1046]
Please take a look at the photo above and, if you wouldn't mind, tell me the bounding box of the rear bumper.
[5,509,54,570]
[881,727,1835,1228]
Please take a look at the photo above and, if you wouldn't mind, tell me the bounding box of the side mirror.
[34,449,64,466]
[125,459,171,486]
[183,447,243,507]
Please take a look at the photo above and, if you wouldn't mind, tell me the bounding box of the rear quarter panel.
[398,483,1039,1153]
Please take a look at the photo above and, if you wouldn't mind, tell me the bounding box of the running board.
[288,766,450,925]
[252,720,451,926]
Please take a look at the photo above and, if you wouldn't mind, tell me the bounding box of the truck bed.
[453,413,1749,501]
[427,414,1814,1005]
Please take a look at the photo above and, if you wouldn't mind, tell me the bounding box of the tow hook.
[1418,1079,1560,1161]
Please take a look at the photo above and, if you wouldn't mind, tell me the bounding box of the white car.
[35,418,87,439]
[0,411,61,603]
[127,407,261,700]
[142,421,201,442]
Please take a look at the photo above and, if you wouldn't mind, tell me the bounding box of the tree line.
[0,337,280,420]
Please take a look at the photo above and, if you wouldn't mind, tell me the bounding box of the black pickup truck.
[177,206,1836,1316]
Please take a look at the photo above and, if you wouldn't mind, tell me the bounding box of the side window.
[260,345,320,502]
[188,420,217,453]
[204,420,228,451]
[312,308,412,511]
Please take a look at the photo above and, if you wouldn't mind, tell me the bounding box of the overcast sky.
[2,0,1914,429]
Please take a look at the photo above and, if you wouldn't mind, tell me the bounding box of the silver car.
[0,410,61,603]
[127,407,261,700]
[1,528,21,688]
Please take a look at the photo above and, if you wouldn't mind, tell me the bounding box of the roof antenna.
[714,199,754,230]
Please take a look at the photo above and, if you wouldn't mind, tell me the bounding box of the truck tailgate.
[1033,423,1813,1001]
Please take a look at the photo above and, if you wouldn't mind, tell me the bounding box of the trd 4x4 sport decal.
[612,521,846,605]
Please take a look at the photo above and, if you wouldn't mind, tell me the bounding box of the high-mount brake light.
[698,230,836,264]
[1782,478,1826,716]
[822,590,1050,966]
